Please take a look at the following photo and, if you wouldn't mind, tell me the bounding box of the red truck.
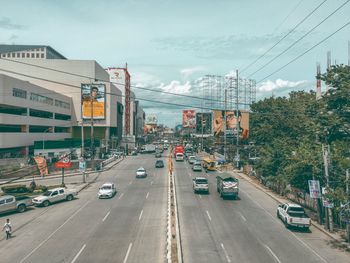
[174,145,184,157]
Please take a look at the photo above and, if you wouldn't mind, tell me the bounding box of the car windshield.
[43,191,53,196]
[101,186,112,190]
[196,179,208,184]
[137,168,145,172]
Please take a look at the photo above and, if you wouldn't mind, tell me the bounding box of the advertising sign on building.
[55,154,72,169]
[33,156,48,176]
[183,110,196,128]
[308,180,321,198]
[81,83,106,120]
[196,112,212,134]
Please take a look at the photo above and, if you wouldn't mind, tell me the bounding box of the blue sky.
[1,0,350,126]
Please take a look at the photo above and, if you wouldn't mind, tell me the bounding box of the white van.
[175,153,184,162]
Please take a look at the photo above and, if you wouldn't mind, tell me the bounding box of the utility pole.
[81,121,84,158]
[322,144,333,232]
[236,69,240,169]
[90,86,95,170]
[224,89,227,160]
[201,114,204,152]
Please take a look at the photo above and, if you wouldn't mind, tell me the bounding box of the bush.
[34,185,48,193]
[1,184,29,194]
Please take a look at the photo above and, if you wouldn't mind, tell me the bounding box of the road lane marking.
[139,209,143,221]
[241,189,327,263]
[123,243,133,263]
[102,211,110,222]
[146,192,149,199]
[265,245,281,263]
[206,210,212,221]
[221,243,231,262]
[71,244,86,263]
[238,212,247,222]
[118,193,124,200]
[20,201,90,263]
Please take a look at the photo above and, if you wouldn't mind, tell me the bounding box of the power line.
[257,20,350,83]
[0,57,241,105]
[240,0,327,74]
[272,0,305,34]
[247,0,350,78]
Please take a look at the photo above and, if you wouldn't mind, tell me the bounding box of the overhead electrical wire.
[240,0,327,74]
[247,0,350,78]
[257,20,350,84]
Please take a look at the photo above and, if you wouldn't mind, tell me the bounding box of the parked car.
[0,195,32,214]
[192,161,202,172]
[32,187,77,207]
[98,183,116,199]
[136,167,147,178]
[192,177,209,194]
[155,152,162,158]
[155,160,164,168]
[277,203,311,230]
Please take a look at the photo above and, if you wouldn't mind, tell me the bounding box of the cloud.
[132,72,161,87]
[0,18,26,30]
[159,80,191,94]
[258,79,308,92]
[180,66,206,78]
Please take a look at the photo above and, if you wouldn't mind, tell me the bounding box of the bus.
[202,158,216,171]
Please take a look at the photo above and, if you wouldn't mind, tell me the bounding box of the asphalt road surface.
[174,159,350,263]
[0,154,168,263]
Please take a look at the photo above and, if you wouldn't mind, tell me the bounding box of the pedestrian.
[2,218,12,240]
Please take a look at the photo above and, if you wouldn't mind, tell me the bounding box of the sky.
[1,0,350,127]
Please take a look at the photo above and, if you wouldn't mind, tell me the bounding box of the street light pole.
[90,88,95,170]
[224,89,227,161]
[80,121,84,158]
[235,69,240,169]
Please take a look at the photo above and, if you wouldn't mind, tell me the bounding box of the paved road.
[0,154,168,263]
[174,159,350,263]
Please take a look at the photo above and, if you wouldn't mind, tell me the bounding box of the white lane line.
[146,192,149,199]
[199,194,202,199]
[118,193,124,200]
[265,245,281,263]
[102,211,110,222]
[123,243,133,263]
[241,189,327,263]
[20,201,90,263]
[221,243,231,263]
[206,210,212,221]
[238,212,247,222]
[71,244,86,263]
[139,209,143,221]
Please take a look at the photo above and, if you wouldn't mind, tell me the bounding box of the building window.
[55,99,70,109]
[11,53,15,58]
[0,124,22,133]
[22,53,25,58]
[29,109,53,119]
[54,126,69,133]
[41,53,44,58]
[1,54,5,57]
[26,53,30,58]
[12,88,27,99]
[54,113,71,121]
[36,53,39,58]
[41,47,44,51]
[31,53,34,58]
[30,93,54,105]
[17,53,20,58]
[7,53,10,58]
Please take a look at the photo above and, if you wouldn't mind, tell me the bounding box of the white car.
[188,156,196,164]
[98,183,116,199]
[277,203,311,230]
[136,167,147,178]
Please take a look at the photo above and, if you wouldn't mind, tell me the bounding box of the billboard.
[146,114,157,125]
[183,110,196,128]
[196,112,212,134]
[81,84,106,120]
[213,110,249,139]
[33,156,48,176]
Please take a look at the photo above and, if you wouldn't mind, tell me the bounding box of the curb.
[235,170,342,242]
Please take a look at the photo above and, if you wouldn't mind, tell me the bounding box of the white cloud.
[159,80,191,94]
[258,79,308,92]
[180,66,206,79]
[131,72,161,87]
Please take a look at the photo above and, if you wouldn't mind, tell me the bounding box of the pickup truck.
[193,177,209,194]
[32,187,77,207]
[277,203,311,230]
[0,195,32,214]
[216,173,239,199]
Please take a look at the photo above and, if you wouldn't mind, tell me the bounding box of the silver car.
[136,167,147,178]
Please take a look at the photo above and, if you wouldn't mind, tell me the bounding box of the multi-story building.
[0,74,72,157]
[0,47,124,155]
[0,45,66,60]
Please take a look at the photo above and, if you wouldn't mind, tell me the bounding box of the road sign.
[308,180,321,198]
[55,154,72,169]
[322,198,334,208]
[79,161,86,172]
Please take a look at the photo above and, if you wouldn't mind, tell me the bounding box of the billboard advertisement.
[81,83,106,120]
[196,112,212,134]
[183,110,196,128]
[33,156,48,176]
[213,110,249,139]
[146,114,157,125]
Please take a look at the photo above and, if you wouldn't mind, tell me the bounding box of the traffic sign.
[79,161,86,172]
[55,154,72,169]
[308,180,321,198]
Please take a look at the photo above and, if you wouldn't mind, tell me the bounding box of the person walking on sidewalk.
[2,218,12,240]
